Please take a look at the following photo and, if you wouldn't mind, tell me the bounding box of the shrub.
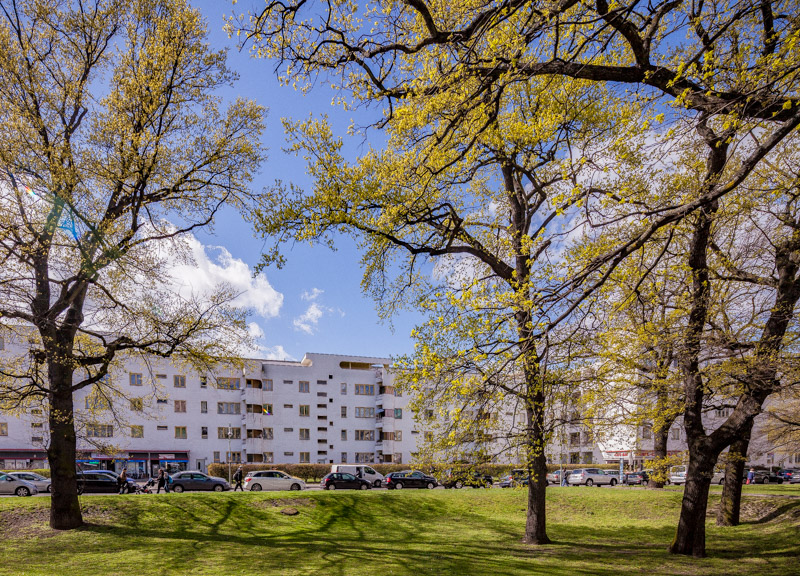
[1,468,51,478]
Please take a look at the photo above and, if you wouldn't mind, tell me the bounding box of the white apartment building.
[0,327,420,475]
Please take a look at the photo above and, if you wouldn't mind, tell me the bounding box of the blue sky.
[185,1,421,361]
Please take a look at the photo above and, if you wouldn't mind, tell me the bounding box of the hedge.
[1,469,51,478]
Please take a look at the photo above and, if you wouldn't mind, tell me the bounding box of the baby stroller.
[138,478,157,494]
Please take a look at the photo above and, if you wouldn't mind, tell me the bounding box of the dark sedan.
[385,470,438,490]
[320,472,372,490]
[777,469,798,482]
[745,469,783,484]
[441,470,493,489]
[170,471,230,492]
[625,471,649,485]
[76,471,136,494]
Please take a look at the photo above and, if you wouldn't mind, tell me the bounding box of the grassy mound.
[0,488,798,575]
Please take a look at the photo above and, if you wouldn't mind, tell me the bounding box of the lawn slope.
[0,488,798,576]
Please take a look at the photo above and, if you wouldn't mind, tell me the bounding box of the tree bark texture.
[47,361,83,530]
[669,446,716,557]
[716,421,753,526]
[524,392,551,545]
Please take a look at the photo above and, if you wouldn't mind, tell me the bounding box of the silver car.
[0,472,39,496]
[8,472,51,493]
[567,468,619,486]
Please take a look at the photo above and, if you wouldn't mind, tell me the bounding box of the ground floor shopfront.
[0,448,195,477]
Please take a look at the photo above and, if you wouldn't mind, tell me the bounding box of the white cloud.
[293,302,324,335]
[168,235,283,319]
[247,322,265,340]
[301,288,323,301]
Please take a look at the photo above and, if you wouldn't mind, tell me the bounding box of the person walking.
[156,468,166,494]
[747,468,755,485]
[233,466,244,491]
[118,467,128,494]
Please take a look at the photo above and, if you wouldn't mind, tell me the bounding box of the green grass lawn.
[1,488,798,575]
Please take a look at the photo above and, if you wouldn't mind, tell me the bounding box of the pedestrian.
[233,466,244,491]
[165,469,171,493]
[156,468,166,493]
[118,467,128,494]
[747,468,755,485]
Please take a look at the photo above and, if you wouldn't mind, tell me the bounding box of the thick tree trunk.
[647,424,669,489]
[669,447,716,557]
[716,421,753,527]
[47,363,82,530]
[524,398,551,544]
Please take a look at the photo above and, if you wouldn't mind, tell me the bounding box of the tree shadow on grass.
[57,492,800,576]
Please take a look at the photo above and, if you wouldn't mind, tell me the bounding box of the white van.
[330,465,384,487]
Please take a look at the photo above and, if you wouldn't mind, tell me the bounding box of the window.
[715,408,731,418]
[247,429,263,439]
[299,381,310,393]
[0,335,4,350]
[283,404,293,409]
[317,380,327,386]
[130,398,143,411]
[31,422,43,429]
[341,429,347,441]
[175,426,187,439]
[129,373,143,386]
[424,431,433,442]
[264,452,274,463]
[217,402,241,415]
[216,377,240,390]
[341,382,347,394]
[131,425,144,438]
[31,409,41,415]
[201,426,208,439]
[341,452,347,462]
[174,400,186,413]
[284,427,294,432]
[264,428,274,440]
[246,404,263,414]
[213,451,220,463]
[671,427,681,440]
[317,391,328,397]
[356,407,375,418]
[299,405,310,417]
[569,432,581,446]
[355,430,374,441]
[394,408,402,419]
[218,427,241,439]
[157,425,168,431]
[355,384,374,395]
[200,401,207,414]
[642,424,653,440]
[156,373,167,380]
[263,404,273,415]
[226,452,242,463]
[246,379,262,389]
[86,424,113,438]
[174,375,186,388]
[31,436,43,443]
[299,452,310,463]
[341,406,347,418]
[425,409,434,419]
[84,395,110,411]
[200,376,207,388]
[299,428,310,440]
[1,423,9,436]
[283,380,293,386]
[355,452,374,463]
[264,379,273,391]
[156,398,168,404]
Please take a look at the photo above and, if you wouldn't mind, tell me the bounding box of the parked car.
[384,470,438,490]
[76,470,135,494]
[320,472,372,490]
[744,469,783,484]
[776,469,798,482]
[568,468,619,486]
[790,474,800,484]
[666,465,687,485]
[330,465,384,487]
[624,471,649,485]
[441,469,493,489]
[169,471,230,492]
[499,474,514,488]
[0,472,38,496]
[244,470,305,491]
[7,471,51,493]
[507,468,530,486]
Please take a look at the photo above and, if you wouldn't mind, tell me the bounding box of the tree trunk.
[647,424,669,489]
[669,447,716,557]
[524,395,551,544]
[47,364,82,530]
[716,421,753,527]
